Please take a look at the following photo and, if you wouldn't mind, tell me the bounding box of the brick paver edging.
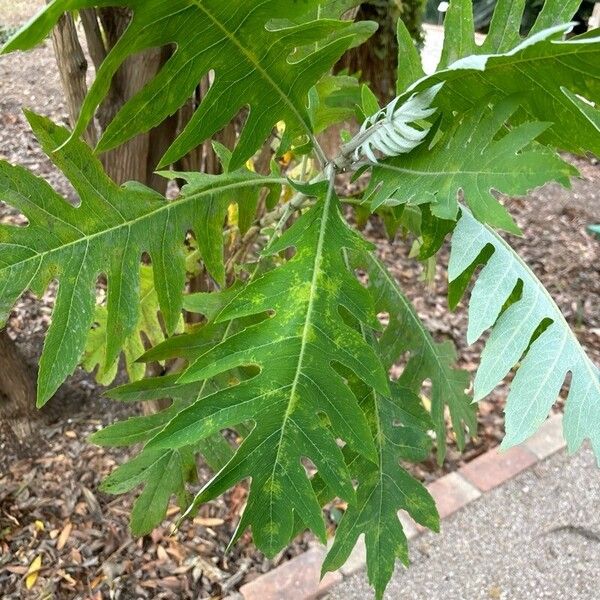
[225,414,566,600]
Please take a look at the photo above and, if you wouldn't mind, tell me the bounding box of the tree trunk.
[337,0,425,102]
[51,12,98,146]
[52,8,179,192]
[0,331,37,457]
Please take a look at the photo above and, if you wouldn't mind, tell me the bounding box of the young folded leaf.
[147,181,390,556]
[449,208,600,461]
[366,97,576,231]
[2,0,368,170]
[348,84,442,165]
[0,114,281,405]
[396,25,600,157]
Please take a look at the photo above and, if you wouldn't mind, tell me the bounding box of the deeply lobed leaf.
[395,24,600,157]
[82,266,183,384]
[323,379,439,600]
[0,114,281,405]
[449,208,600,461]
[355,250,476,462]
[2,0,369,170]
[439,0,583,67]
[366,97,576,232]
[144,181,389,556]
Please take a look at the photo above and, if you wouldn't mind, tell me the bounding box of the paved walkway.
[327,447,600,600]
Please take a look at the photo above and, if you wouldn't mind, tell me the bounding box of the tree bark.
[0,330,36,455]
[51,8,179,191]
[50,11,98,146]
[337,0,425,102]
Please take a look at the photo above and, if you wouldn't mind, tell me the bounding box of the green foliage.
[101,442,197,536]
[367,97,576,232]
[148,181,390,556]
[1,1,600,598]
[449,208,600,459]
[395,22,600,156]
[82,266,183,385]
[2,0,367,170]
[323,382,438,599]
[0,113,281,405]
[357,250,476,462]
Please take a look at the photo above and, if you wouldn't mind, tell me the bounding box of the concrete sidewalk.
[327,447,600,600]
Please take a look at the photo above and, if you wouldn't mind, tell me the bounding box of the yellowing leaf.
[148,181,389,556]
[25,555,42,590]
[227,203,239,230]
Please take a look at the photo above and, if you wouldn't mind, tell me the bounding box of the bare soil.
[0,6,599,599]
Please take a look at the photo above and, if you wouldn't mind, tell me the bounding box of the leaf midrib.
[192,0,312,137]
[266,180,335,547]
[0,176,286,277]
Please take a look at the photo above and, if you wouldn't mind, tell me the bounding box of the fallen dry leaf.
[57,522,72,550]
[193,517,225,527]
[156,545,169,562]
[25,555,42,590]
[5,565,28,575]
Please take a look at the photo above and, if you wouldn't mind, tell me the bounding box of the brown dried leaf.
[156,545,169,562]
[56,522,72,550]
[193,517,225,527]
[5,565,29,575]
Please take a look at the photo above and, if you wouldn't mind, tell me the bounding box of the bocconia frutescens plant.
[1,1,599,597]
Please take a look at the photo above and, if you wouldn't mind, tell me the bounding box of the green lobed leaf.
[94,394,234,473]
[396,17,425,95]
[92,308,249,535]
[449,207,600,461]
[438,0,476,69]
[395,25,600,157]
[528,0,583,37]
[95,377,209,536]
[323,380,439,600]
[308,74,362,134]
[0,114,280,406]
[366,96,577,231]
[147,181,390,556]
[479,0,528,54]
[82,266,183,385]
[100,444,197,536]
[355,250,476,462]
[438,0,582,65]
[2,0,366,170]
[92,400,189,448]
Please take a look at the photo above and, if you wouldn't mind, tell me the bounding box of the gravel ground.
[328,446,600,600]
